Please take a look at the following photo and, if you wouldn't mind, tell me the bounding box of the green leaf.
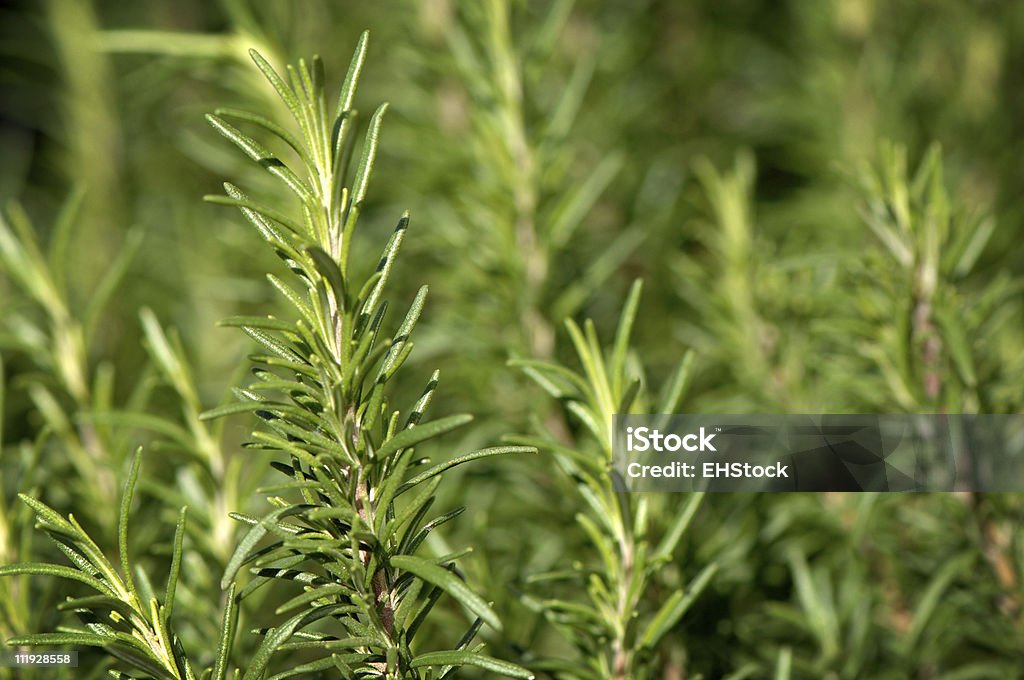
[396,446,535,495]
[638,562,718,649]
[219,316,297,333]
[242,605,350,680]
[508,358,593,398]
[390,555,501,631]
[350,103,387,209]
[658,350,696,414]
[206,194,304,239]
[953,216,996,277]
[575,513,617,582]
[542,41,595,140]
[771,648,792,680]
[206,114,314,205]
[610,279,643,398]
[83,228,143,343]
[17,493,76,536]
[267,655,349,680]
[564,318,614,424]
[651,492,704,564]
[118,448,143,605]
[307,246,348,311]
[378,285,428,380]
[411,650,534,679]
[335,31,368,118]
[7,632,114,647]
[902,553,973,653]
[242,327,305,364]
[46,186,85,294]
[214,107,308,163]
[217,183,307,241]
[0,563,111,595]
[164,507,187,621]
[200,400,277,421]
[384,477,439,545]
[57,594,137,619]
[339,107,390,273]
[617,378,641,413]
[222,505,310,589]
[373,413,473,462]
[788,550,838,657]
[140,308,194,398]
[551,226,646,322]
[274,584,347,616]
[80,411,193,450]
[401,507,465,556]
[935,306,977,388]
[267,274,316,326]
[360,214,408,316]
[373,447,416,535]
[548,152,623,249]
[248,49,305,136]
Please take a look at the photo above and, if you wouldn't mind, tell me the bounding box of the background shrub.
[2,1,1023,678]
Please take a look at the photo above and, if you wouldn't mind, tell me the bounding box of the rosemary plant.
[853,142,1011,413]
[0,193,141,533]
[709,144,1024,677]
[513,281,715,679]
[1,31,537,679]
[0,449,229,680]
[4,3,1024,679]
[200,34,535,678]
[393,0,644,420]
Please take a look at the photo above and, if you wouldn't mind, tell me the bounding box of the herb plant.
[2,33,535,679]
[513,281,715,679]
[2,2,1024,679]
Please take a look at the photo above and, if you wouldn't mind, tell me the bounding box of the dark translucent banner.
[612,415,1024,492]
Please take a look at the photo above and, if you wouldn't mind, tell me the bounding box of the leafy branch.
[0,194,142,532]
[202,33,535,679]
[513,281,715,680]
[0,448,234,680]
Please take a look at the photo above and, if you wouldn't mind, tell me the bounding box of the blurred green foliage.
[2,0,1024,678]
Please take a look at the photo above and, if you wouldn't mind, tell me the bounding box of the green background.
[2,1,1024,677]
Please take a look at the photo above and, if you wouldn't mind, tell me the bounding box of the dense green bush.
[2,1,1023,678]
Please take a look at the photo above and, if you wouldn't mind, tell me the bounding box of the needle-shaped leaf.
[610,279,642,397]
[307,246,348,310]
[206,191,307,237]
[223,505,311,589]
[0,562,112,595]
[164,507,187,621]
[411,650,535,679]
[118,447,144,605]
[360,213,408,316]
[335,31,369,119]
[396,446,535,495]
[215,107,309,163]
[249,49,306,134]
[638,562,718,649]
[350,103,387,209]
[7,632,115,647]
[207,114,315,205]
[378,285,428,381]
[212,583,239,680]
[548,152,623,250]
[373,413,473,462]
[651,492,704,565]
[390,556,501,631]
[243,605,352,680]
